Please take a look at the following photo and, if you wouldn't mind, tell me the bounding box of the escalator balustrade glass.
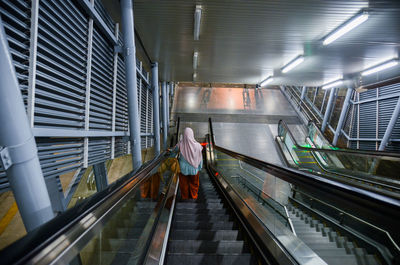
[77,165,172,265]
[277,120,400,196]
[207,145,329,264]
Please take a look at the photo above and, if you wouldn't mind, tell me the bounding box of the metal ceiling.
[102,0,400,86]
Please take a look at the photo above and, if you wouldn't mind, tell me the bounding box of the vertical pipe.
[145,85,149,149]
[151,63,161,155]
[312,87,318,104]
[0,19,54,231]
[333,88,353,146]
[379,96,400,151]
[27,0,39,127]
[166,82,170,127]
[300,86,307,101]
[111,23,120,160]
[162,81,168,149]
[320,89,327,113]
[321,87,337,132]
[83,0,95,168]
[120,0,142,170]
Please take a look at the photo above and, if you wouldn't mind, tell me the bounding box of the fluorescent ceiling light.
[194,5,202,40]
[322,79,343,90]
[282,55,304,73]
[361,59,398,76]
[260,76,273,87]
[323,10,369,45]
[193,51,199,70]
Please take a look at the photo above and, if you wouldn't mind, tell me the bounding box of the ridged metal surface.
[117,0,400,85]
[0,0,154,192]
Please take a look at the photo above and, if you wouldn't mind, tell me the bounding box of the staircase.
[287,203,381,265]
[165,169,256,265]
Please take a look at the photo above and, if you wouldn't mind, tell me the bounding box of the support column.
[45,177,65,214]
[151,63,161,155]
[161,81,168,149]
[93,162,108,192]
[120,0,142,170]
[333,88,353,146]
[321,87,337,132]
[166,82,171,127]
[379,96,400,151]
[300,86,307,101]
[0,19,54,231]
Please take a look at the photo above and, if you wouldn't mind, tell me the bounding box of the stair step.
[173,221,235,230]
[170,230,240,241]
[168,240,248,254]
[319,255,359,265]
[166,253,254,265]
[176,202,224,209]
[175,213,231,222]
[174,208,229,215]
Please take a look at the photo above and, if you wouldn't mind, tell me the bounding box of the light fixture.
[361,59,399,76]
[194,5,202,40]
[323,10,368,45]
[260,76,273,87]
[193,51,199,70]
[193,72,197,80]
[281,55,304,73]
[322,79,343,90]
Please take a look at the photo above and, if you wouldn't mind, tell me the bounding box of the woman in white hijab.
[170,127,203,200]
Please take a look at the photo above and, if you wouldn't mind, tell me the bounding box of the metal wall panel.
[0,0,154,192]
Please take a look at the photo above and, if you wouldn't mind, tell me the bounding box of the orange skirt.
[178,172,200,200]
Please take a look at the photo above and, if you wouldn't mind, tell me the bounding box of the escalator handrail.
[0,152,168,265]
[278,119,400,193]
[280,119,400,158]
[284,86,321,125]
[212,143,400,208]
[208,118,400,218]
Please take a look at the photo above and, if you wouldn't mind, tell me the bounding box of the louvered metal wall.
[344,83,400,152]
[0,0,154,192]
[283,83,400,152]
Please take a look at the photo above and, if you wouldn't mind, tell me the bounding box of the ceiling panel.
[103,0,400,86]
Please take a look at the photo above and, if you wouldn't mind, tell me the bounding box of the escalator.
[276,119,400,198]
[165,169,256,264]
[0,119,399,265]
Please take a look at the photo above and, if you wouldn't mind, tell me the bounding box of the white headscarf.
[177,127,203,168]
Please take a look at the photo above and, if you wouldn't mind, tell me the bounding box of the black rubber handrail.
[0,152,168,265]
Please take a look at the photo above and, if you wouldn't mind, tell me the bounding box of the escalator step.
[170,230,240,241]
[173,221,235,230]
[176,202,224,209]
[168,240,248,254]
[174,213,231,222]
[174,208,229,215]
[319,255,359,265]
[166,253,254,265]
